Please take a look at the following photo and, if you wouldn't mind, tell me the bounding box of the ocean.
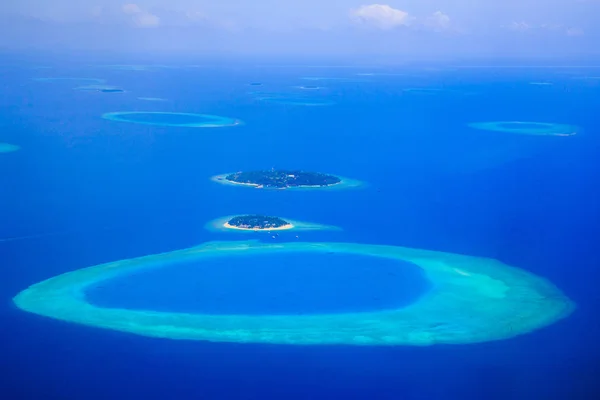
[1,55,599,399]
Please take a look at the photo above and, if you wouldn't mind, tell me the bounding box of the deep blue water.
[87,253,429,315]
[1,55,600,399]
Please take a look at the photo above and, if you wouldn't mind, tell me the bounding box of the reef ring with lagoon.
[13,240,574,346]
[102,111,242,128]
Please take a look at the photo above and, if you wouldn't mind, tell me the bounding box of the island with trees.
[224,215,293,231]
[224,170,341,189]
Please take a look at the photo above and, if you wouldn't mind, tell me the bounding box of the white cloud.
[506,21,585,37]
[566,27,584,36]
[506,21,531,32]
[185,11,207,22]
[425,11,451,31]
[121,3,160,27]
[122,4,142,15]
[350,4,413,30]
[133,12,160,27]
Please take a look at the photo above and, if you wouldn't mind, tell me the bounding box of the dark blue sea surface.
[1,55,600,399]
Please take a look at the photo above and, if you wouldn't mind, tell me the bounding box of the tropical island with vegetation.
[224,169,341,189]
[224,215,293,231]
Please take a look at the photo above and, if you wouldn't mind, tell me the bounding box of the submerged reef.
[13,240,574,345]
[102,111,241,128]
[0,143,20,153]
[75,85,125,93]
[295,85,322,90]
[258,96,335,106]
[224,170,341,189]
[251,92,334,106]
[137,97,169,102]
[469,121,579,136]
[226,215,292,231]
[33,77,106,84]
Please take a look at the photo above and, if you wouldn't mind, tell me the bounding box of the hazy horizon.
[1,1,599,59]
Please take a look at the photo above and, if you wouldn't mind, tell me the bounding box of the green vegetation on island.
[225,170,341,189]
[226,215,291,230]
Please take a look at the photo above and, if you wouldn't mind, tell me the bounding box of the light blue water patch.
[294,85,323,90]
[85,252,431,316]
[0,143,20,153]
[33,77,106,84]
[256,96,335,106]
[137,97,169,102]
[469,121,579,136]
[401,88,461,95]
[75,85,125,93]
[302,76,363,82]
[97,65,151,71]
[102,112,242,128]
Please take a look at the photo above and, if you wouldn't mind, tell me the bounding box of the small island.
[225,170,341,189]
[224,215,293,231]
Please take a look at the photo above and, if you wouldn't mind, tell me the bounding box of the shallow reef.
[13,240,574,346]
[469,121,579,136]
[102,111,241,128]
[0,143,20,153]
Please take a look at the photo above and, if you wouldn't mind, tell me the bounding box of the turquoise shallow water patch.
[469,121,579,136]
[102,112,241,128]
[13,240,574,346]
[257,96,335,106]
[0,143,20,153]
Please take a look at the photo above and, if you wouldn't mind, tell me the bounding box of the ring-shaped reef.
[211,170,363,190]
[206,215,341,233]
[0,143,20,153]
[13,240,574,345]
[469,121,579,136]
[102,112,242,128]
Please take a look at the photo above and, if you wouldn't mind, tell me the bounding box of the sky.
[1,1,599,59]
